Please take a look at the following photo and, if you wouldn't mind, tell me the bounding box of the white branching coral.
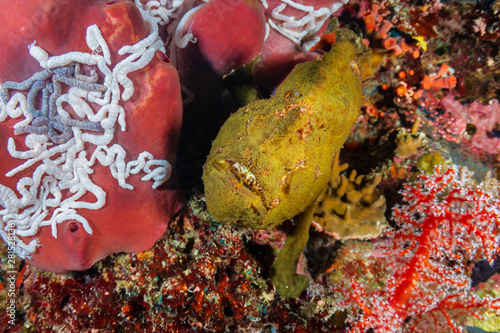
[0,10,171,258]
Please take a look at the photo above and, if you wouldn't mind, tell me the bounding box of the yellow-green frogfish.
[203,41,362,298]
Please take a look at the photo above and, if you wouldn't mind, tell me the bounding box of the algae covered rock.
[202,41,362,298]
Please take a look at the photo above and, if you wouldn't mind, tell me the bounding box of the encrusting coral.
[394,118,427,159]
[313,152,387,240]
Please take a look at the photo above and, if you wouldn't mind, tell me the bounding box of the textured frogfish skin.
[203,42,361,229]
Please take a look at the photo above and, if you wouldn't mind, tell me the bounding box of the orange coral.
[414,63,457,99]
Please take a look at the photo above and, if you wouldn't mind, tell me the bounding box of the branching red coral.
[328,166,500,332]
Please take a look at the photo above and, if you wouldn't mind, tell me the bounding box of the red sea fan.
[328,166,500,332]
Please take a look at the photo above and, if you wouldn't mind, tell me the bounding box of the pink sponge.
[0,0,184,272]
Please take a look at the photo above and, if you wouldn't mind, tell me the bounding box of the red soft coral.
[327,166,500,332]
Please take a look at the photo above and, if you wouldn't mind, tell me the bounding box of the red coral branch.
[329,166,500,332]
